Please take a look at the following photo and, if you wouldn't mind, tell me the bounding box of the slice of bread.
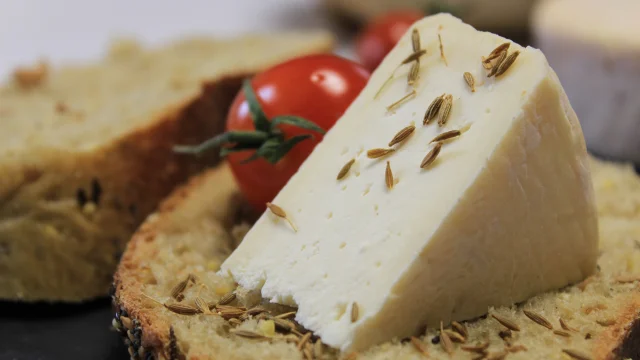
[0,32,334,302]
[112,157,640,360]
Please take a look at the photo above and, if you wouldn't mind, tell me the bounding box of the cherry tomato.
[226,54,370,212]
[355,10,425,72]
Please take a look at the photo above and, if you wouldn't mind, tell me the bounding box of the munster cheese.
[221,14,598,352]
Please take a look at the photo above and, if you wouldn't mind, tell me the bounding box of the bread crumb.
[13,61,48,88]
[83,202,97,216]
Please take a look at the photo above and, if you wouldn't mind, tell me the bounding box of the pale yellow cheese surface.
[221,14,598,352]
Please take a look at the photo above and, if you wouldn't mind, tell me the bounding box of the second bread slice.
[0,32,334,302]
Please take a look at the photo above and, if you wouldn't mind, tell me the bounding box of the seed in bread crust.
[523,310,553,330]
[410,336,429,356]
[451,321,468,339]
[164,303,200,315]
[440,321,454,354]
[560,318,578,332]
[231,329,266,339]
[562,349,594,360]
[491,314,520,331]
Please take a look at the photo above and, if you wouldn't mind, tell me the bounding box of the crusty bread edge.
[113,167,640,360]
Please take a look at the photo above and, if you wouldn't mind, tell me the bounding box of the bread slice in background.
[112,157,640,360]
[0,32,334,302]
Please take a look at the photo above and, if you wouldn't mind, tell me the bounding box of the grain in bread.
[0,32,334,302]
[113,157,640,359]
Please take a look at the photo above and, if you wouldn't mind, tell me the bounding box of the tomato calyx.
[174,79,326,164]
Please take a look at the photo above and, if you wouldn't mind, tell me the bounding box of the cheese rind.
[221,14,598,352]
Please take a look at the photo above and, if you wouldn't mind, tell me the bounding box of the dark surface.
[0,299,127,360]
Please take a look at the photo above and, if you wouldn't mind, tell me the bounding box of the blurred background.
[0,0,638,359]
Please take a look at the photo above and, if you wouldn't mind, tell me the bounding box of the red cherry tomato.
[225,54,370,212]
[355,10,425,72]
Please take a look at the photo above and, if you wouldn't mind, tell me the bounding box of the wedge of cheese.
[221,14,598,352]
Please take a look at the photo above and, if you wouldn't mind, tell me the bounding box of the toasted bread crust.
[113,160,640,360]
[113,164,242,360]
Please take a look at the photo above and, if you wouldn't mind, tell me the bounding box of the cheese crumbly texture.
[221,14,597,352]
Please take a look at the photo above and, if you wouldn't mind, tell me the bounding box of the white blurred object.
[323,0,537,32]
[533,0,640,163]
[0,0,353,80]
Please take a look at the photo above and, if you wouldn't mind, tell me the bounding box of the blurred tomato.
[355,10,425,71]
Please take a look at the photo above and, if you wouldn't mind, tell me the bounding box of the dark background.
[0,300,126,360]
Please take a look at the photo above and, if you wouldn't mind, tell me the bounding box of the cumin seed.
[297,332,312,350]
[387,90,417,112]
[194,297,211,314]
[423,94,445,125]
[444,329,465,343]
[246,306,267,316]
[491,314,520,331]
[560,318,578,332]
[430,130,461,143]
[596,318,616,327]
[303,345,313,360]
[389,125,416,146]
[410,337,429,357]
[494,51,520,77]
[420,142,442,168]
[507,344,527,353]
[438,33,448,66]
[408,60,420,86]
[217,292,236,306]
[437,94,453,127]
[554,330,571,337]
[164,303,200,315]
[231,329,265,339]
[275,311,297,319]
[615,274,640,283]
[487,42,511,60]
[274,318,295,332]
[401,49,427,65]
[487,50,507,77]
[464,72,476,92]
[451,321,468,339]
[314,340,323,358]
[351,302,360,322]
[461,342,489,353]
[169,275,191,300]
[384,161,394,190]
[267,202,297,232]
[562,349,594,360]
[440,321,454,355]
[337,158,355,180]
[412,29,421,52]
[523,310,553,330]
[367,148,395,159]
